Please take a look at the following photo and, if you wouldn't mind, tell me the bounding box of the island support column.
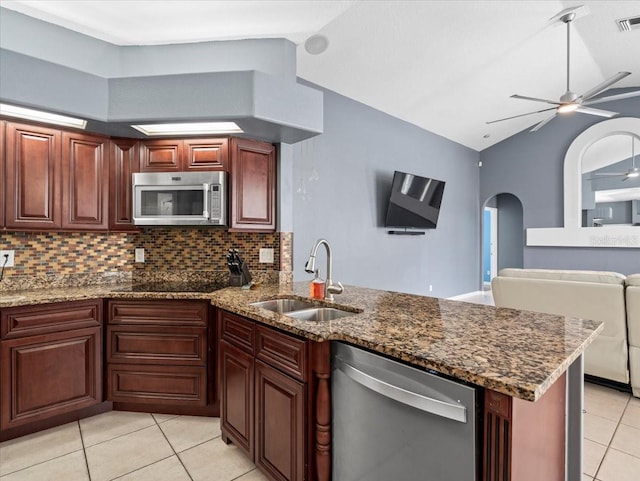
[566,355,584,481]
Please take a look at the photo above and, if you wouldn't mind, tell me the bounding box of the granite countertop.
[0,282,603,402]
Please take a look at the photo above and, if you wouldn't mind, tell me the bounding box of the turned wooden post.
[311,341,331,481]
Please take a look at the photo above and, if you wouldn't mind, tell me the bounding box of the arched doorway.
[482,193,524,288]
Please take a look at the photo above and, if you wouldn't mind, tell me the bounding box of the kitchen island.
[0,281,603,480]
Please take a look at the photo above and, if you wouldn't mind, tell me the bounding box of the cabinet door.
[140,139,183,172]
[109,139,140,231]
[5,122,61,229]
[184,138,228,171]
[62,132,109,230]
[0,326,102,430]
[0,120,5,227]
[255,360,305,481]
[220,340,254,458]
[230,138,276,231]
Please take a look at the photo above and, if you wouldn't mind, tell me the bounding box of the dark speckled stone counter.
[0,282,603,402]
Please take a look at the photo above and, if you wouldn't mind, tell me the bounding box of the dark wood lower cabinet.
[0,300,106,441]
[255,360,305,481]
[105,299,217,416]
[220,339,254,457]
[219,310,331,481]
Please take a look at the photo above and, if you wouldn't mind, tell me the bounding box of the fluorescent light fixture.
[557,103,579,114]
[0,103,87,129]
[131,122,243,136]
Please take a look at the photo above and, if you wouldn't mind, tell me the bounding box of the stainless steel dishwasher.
[332,343,477,481]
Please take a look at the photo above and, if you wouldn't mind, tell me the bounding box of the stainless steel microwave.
[132,172,227,226]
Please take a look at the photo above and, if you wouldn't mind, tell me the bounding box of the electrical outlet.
[0,250,15,268]
[429,284,433,292]
[135,248,145,263]
[259,248,274,263]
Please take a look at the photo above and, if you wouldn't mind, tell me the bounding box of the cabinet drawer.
[107,325,207,365]
[1,300,102,340]
[256,326,308,382]
[220,311,255,353]
[108,300,208,327]
[107,364,207,406]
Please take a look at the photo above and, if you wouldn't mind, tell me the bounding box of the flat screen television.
[384,170,445,230]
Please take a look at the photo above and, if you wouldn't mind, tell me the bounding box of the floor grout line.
[78,420,93,481]
[0,447,87,478]
[591,391,631,480]
[154,415,195,481]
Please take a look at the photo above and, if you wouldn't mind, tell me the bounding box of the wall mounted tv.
[385,170,445,234]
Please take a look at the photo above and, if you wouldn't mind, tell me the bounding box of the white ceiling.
[2,0,639,151]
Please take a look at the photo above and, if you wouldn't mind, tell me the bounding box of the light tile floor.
[0,412,268,481]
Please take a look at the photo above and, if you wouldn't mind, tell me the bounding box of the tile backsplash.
[0,229,291,290]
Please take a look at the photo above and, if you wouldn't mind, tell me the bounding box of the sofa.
[491,268,632,390]
[627,274,640,397]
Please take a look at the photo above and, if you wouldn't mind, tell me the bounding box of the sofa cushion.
[498,268,626,285]
[626,274,640,287]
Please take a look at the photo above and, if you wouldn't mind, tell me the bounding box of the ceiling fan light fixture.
[627,171,640,178]
[558,103,579,113]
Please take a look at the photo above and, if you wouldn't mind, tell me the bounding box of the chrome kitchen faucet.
[304,239,344,301]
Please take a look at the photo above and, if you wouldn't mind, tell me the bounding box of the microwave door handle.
[202,183,210,219]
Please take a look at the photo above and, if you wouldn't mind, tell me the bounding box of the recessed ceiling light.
[0,103,87,129]
[131,122,243,136]
[305,34,329,55]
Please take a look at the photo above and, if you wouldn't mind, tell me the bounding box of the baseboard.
[448,290,485,300]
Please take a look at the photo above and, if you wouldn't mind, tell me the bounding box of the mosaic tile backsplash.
[0,229,289,291]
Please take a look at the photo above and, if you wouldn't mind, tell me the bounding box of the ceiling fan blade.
[582,90,640,106]
[530,113,556,132]
[592,173,627,176]
[511,94,561,106]
[486,107,557,124]
[575,106,617,118]
[580,72,631,101]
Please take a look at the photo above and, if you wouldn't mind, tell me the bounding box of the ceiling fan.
[488,7,640,132]
[590,134,640,181]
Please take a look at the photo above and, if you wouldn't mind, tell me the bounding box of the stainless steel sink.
[250,298,316,314]
[285,307,355,322]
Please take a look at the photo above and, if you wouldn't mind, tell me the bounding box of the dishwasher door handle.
[335,358,467,423]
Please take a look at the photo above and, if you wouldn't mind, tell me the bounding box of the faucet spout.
[304,239,344,301]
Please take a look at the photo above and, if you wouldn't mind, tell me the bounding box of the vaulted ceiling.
[2,0,639,151]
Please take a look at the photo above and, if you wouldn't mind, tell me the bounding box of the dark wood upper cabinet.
[0,121,5,227]
[184,138,228,171]
[140,138,229,172]
[109,139,140,231]
[2,120,275,233]
[140,139,183,172]
[140,139,182,172]
[230,138,276,232]
[62,132,109,230]
[5,122,61,229]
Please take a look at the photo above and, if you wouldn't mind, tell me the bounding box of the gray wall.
[480,92,640,274]
[496,194,524,270]
[292,82,480,298]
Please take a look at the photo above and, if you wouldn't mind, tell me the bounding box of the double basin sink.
[250,298,357,321]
